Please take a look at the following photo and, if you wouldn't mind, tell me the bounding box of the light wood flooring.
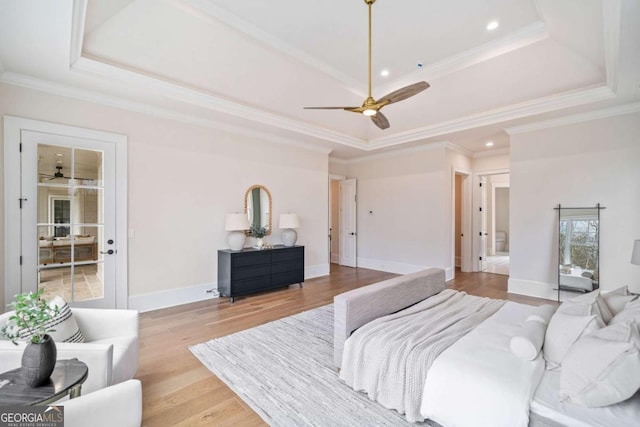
[137,265,553,426]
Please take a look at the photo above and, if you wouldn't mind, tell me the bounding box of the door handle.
[100,249,114,255]
[349,232,355,236]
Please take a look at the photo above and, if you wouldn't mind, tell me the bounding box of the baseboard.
[128,264,329,313]
[356,257,429,274]
[306,263,330,280]
[330,254,340,264]
[508,278,557,301]
[128,281,218,313]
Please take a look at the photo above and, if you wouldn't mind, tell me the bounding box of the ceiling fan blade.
[371,111,390,130]
[303,106,360,110]
[379,81,430,105]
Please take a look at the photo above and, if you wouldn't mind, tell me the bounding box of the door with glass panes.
[21,131,117,308]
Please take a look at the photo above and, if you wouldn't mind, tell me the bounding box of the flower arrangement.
[1,289,59,345]
[248,224,268,239]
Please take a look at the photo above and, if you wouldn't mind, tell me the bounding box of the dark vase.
[21,334,57,387]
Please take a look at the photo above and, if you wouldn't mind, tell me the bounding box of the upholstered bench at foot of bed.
[333,268,446,367]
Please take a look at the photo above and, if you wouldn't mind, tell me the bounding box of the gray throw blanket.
[339,289,506,422]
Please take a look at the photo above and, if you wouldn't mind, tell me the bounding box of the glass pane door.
[37,144,105,303]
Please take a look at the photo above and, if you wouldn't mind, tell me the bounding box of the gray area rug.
[189,304,425,426]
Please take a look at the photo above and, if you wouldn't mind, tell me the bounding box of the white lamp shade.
[632,240,640,266]
[225,213,250,231]
[279,213,300,229]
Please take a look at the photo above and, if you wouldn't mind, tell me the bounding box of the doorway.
[478,173,510,275]
[4,117,128,309]
[328,175,357,268]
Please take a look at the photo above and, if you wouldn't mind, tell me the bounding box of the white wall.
[495,187,510,251]
[345,145,451,276]
[0,83,329,311]
[509,112,640,298]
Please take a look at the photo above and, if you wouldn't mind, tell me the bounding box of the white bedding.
[340,289,505,422]
[531,370,640,427]
[421,302,545,427]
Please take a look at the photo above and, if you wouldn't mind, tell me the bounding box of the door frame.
[472,168,509,271]
[3,116,128,309]
[451,167,472,276]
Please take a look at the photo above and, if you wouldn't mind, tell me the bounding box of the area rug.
[189,304,423,426]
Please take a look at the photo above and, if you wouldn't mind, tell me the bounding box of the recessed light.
[55,153,63,157]
[486,21,499,31]
[380,69,389,77]
[485,141,494,147]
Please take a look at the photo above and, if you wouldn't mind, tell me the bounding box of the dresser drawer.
[232,264,271,281]
[271,247,303,263]
[272,259,304,274]
[272,270,304,287]
[233,251,271,267]
[233,277,272,295]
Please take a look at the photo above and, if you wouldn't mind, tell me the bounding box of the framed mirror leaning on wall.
[245,184,272,235]
[556,204,605,301]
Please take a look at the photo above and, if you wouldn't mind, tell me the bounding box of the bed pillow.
[510,305,557,361]
[559,289,613,324]
[560,320,640,407]
[609,298,640,325]
[543,311,603,370]
[602,286,638,317]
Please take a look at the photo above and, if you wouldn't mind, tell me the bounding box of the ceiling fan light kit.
[304,0,430,130]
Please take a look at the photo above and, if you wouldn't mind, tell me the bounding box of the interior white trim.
[305,263,331,280]
[71,57,367,149]
[602,0,622,93]
[70,0,87,65]
[367,85,615,149]
[356,257,445,277]
[377,21,549,95]
[3,116,129,309]
[176,0,364,96]
[128,281,218,313]
[345,140,447,164]
[505,101,640,135]
[508,278,556,301]
[0,72,334,156]
[472,147,510,158]
[445,142,473,157]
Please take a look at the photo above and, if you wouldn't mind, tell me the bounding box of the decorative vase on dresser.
[217,245,304,303]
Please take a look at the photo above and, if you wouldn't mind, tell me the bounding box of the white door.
[13,130,118,308]
[339,178,357,267]
[479,176,488,271]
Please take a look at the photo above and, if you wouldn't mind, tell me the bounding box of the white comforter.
[340,289,505,422]
[421,302,546,427]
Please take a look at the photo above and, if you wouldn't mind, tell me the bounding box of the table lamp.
[630,240,640,294]
[225,213,250,251]
[279,213,300,247]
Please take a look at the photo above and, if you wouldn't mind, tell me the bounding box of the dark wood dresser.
[217,245,304,302]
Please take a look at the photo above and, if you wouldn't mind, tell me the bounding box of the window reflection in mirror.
[558,207,599,293]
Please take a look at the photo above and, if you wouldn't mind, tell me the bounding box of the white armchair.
[0,308,139,394]
[62,379,142,427]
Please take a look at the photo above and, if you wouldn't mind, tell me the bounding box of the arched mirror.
[245,185,272,235]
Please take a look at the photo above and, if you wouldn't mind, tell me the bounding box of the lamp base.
[228,231,246,251]
[281,229,297,247]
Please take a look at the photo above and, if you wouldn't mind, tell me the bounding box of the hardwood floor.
[137,266,553,426]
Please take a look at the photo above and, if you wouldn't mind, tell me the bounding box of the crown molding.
[602,0,621,93]
[366,85,615,150]
[70,0,87,65]
[344,141,448,164]
[472,147,510,159]
[376,21,549,96]
[176,0,364,97]
[505,101,640,135]
[72,56,367,150]
[444,142,473,157]
[0,71,334,155]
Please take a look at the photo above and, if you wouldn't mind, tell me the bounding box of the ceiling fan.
[39,166,92,181]
[304,0,430,130]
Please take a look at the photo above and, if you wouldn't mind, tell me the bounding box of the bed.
[334,268,640,426]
